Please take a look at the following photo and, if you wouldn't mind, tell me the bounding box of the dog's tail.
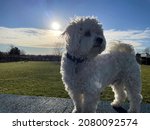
[108,41,135,55]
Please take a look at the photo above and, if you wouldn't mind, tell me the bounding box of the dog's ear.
[61,24,74,37]
[61,27,70,43]
[61,27,70,45]
[61,30,66,36]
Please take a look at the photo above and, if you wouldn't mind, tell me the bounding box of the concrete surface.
[0,94,149,113]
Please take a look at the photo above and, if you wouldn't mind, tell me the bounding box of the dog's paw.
[128,109,136,113]
[72,109,78,113]
[72,109,82,113]
[111,101,122,108]
[128,108,140,113]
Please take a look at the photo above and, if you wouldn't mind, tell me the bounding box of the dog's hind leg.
[111,83,127,107]
[124,75,142,113]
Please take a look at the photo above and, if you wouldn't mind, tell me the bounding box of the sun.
[51,22,60,30]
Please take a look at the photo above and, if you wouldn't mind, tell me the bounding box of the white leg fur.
[69,91,83,113]
[82,92,99,113]
[111,84,127,107]
[124,75,142,113]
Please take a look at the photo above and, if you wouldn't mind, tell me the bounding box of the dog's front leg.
[82,91,99,113]
[69,91,83,113]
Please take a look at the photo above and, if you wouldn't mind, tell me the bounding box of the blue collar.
[66,53,86,64]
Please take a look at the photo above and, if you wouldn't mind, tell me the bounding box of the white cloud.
[0,27,65,48]
[104,29,150,48]
[0,27,149,50]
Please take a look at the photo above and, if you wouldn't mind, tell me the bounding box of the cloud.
[0,27,149,51]
[0,27,65,48]
[104,29,150,48]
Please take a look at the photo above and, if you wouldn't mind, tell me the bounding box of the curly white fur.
[60,17,142,113]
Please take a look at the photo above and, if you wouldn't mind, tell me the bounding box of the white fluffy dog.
[60,17,142,113]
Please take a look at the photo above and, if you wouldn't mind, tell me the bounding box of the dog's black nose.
[96,37,103,44]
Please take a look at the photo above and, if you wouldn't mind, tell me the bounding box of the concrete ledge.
[0,94,149,113]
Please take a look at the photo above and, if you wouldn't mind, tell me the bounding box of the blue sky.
[0,0,150,54]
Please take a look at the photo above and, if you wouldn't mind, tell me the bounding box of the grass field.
[0,61,150,103]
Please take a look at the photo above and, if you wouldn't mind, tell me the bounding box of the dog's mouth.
[93,43,102,48]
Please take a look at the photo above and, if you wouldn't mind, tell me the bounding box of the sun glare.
[51,22,60,30]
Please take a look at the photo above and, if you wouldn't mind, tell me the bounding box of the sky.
[0,0,150,55]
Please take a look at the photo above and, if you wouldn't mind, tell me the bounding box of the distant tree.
[8,46,21,55]
[53,42,64,56]
[144,47,150,55]
[0,51,3,57]
[20,49,26,55]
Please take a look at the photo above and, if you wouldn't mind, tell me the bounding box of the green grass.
[0,61,68,98]
[141,65,150,103]
[0,62,150,103]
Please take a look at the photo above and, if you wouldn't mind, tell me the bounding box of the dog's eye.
[84,31,91,37]
[80,28,83,31]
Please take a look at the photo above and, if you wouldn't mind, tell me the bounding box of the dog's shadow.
[112,106,127,113]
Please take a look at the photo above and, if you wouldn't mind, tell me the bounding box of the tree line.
[0,45,150,63]
[0,46,61,62]
[0,45,24,56]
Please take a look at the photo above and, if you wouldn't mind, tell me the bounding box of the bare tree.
[53,42,64,56]
[20,49,26,55]
[144,47,150,55]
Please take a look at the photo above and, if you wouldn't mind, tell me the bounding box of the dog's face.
[63,17,106,58]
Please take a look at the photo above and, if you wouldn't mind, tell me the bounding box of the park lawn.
[0,61,150,103]
[0,61,68,98]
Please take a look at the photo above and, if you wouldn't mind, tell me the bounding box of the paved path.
[0,94,149,113]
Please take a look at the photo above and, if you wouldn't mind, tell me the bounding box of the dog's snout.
[96,37,103,44]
